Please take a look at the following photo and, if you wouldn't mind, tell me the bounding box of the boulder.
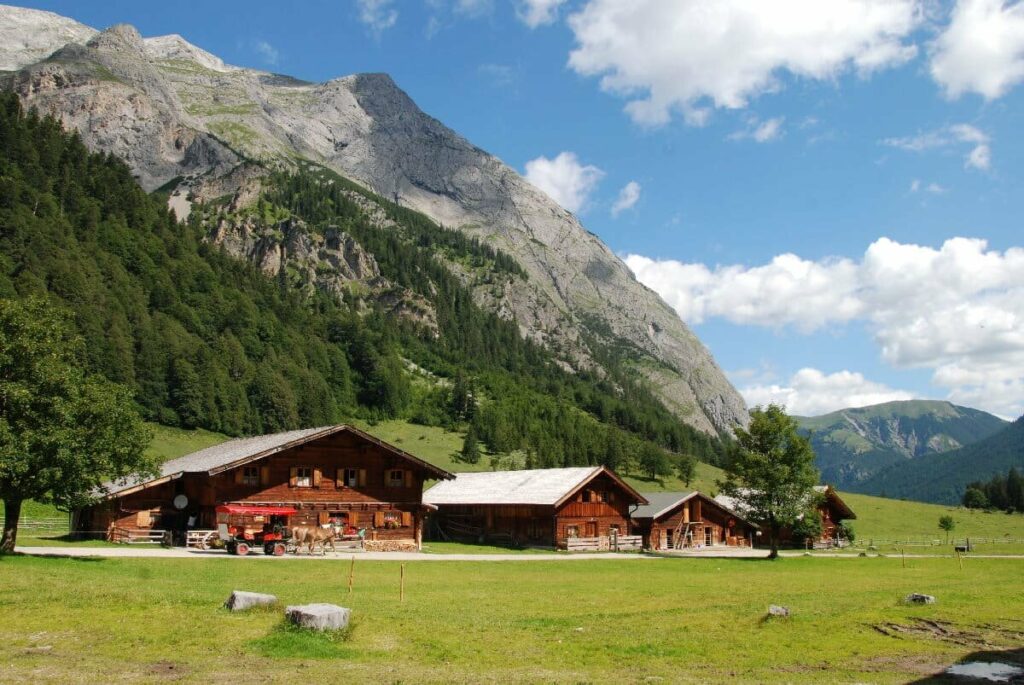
[768,605,790,617]
[224,590,277,611]
[285,603,350,631]
[905,593,936,605]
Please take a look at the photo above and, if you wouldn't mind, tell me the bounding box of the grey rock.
[285,603,350,631]
[904,593,936,605]
[224,590,277,611]
[768,605,790,617]
[1,15,750,434]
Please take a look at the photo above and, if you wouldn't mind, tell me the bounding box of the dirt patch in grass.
[872,619,1024,650]
[146,661,190,680]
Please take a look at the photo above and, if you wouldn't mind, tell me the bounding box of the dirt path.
[14,545,662,561]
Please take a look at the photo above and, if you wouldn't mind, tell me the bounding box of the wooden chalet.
[713,485,857,548]
[74,425,453,551]
[631,491,759,551]
[423,466,647,549]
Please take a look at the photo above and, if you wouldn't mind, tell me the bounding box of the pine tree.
[460,424,481,464]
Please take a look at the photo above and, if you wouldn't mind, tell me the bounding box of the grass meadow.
[1,553,1022,683]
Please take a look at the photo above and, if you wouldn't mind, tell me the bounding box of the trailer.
[215,505,297,556]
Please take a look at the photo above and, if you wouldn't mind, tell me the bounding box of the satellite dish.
[173,494,189,510]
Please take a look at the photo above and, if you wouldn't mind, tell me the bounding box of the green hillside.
[797,400,1006,490]
[858,417,1024,505]
[0,91,723,488]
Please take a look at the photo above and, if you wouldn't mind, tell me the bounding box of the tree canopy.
[718,404,820,559]
[0,298,153,551]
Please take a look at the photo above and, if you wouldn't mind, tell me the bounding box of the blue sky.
[20,0,1024,418]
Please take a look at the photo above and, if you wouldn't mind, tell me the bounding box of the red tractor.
[215,505,297,556]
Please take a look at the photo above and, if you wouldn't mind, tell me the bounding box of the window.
[566,525,580,538]
[343,468,358,488]
[242,466,259,486]
[295,467,312,488]
[387,469,404,487]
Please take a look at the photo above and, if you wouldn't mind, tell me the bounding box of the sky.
[19,0,1024,419]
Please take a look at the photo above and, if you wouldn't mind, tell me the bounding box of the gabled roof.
[423,466,648,507]
[714,485,856,521]
[632,491,697,520]
[634,491,759,528]
[101,425,452,499]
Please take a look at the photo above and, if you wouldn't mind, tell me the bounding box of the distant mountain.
[797,400,1007,489]
[858,417,1024,504]
[0,5,748,436]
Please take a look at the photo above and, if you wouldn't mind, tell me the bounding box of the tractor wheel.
[235,542,250,556]
[272,542,287,557]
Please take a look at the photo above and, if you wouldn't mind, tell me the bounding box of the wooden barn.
[713,485,856,548]
[423,466,647,549]
[74,425,453,551]
[631,491,759,551]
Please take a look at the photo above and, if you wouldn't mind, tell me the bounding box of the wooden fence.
[110,527,166,544]
[18,517,68,531]
[566,534,642,552]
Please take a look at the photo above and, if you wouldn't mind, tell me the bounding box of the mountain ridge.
[0,4,748,436]
[797,399,1008,490]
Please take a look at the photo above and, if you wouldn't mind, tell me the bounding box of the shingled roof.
[423,466,647,507]
[101,424,452,498]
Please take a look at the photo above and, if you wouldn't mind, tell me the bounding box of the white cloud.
[883,123,992,171]
[254,40,279,66]
[611,181,641,217]
[517,0,568,28]
[566,0,921,125]
[729,116,785,143]
[930,0,1024,100]
[524,152,605,213]
[478,63,517,88]
[741,368,914,416]
[626,237,1024,417]
[455,0,494,18]
[357,0,398,36]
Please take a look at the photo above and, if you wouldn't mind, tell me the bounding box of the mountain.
[858,417,1024,505]
[0,5,748,436]
[797,400,1008,489]
[0,89,728,471]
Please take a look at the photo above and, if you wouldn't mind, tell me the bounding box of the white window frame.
[344,468,358,488]
[387,469,404,488]
[242,466,259,486]
[295,466,313,488]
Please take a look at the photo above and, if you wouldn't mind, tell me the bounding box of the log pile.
[363,539,418,552]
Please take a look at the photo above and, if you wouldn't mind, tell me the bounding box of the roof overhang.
[553,466,649,509]
[95,472,183,501]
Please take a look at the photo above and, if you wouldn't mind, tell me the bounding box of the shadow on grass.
[249,619,357,659]
[0,551,106,562]
[909,646,1024,683]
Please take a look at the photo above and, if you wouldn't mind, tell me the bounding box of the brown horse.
[290,525,338,555]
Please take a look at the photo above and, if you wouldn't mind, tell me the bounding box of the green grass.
[840,491,1024,543]
[1,554,1022,683]
[146,422,228,464]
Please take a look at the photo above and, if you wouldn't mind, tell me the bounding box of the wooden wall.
[638,495,757,550]
[78,430,433,543]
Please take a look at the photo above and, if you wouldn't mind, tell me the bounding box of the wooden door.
[585,521,597,538]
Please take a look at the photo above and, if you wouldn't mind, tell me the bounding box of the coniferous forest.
[0,93,726,472]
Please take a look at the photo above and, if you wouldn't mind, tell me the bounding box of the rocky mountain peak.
[143,34,236,73]
[0,3,96,70]
[86,23,145,55]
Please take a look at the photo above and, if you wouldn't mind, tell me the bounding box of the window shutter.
[336,468,345,489]
[289,467,298,488]
[234,469,244,485]
[348,512,359,527]
[313,468,323,488]
[318,512,330,525]
[260,466,270,486]
[401,511,412,527]
[383,470,389,486]
[404,470,413,488]
[136,510,152,527]
[373,511,385,527]
[358,469,366,487]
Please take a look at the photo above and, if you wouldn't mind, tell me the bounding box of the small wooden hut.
[631,491,759,551]
[423,466,647,549]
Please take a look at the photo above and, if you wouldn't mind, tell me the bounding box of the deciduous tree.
[718,404,819,559]
[0,298,154,553]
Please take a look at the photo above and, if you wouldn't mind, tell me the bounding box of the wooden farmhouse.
[74,425,453,551]
[713,485,857,548]
[423,466,647,549]
[631,491,759,551]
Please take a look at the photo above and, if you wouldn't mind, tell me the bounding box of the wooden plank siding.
[77,429,440,548]
[635,494,758,551]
